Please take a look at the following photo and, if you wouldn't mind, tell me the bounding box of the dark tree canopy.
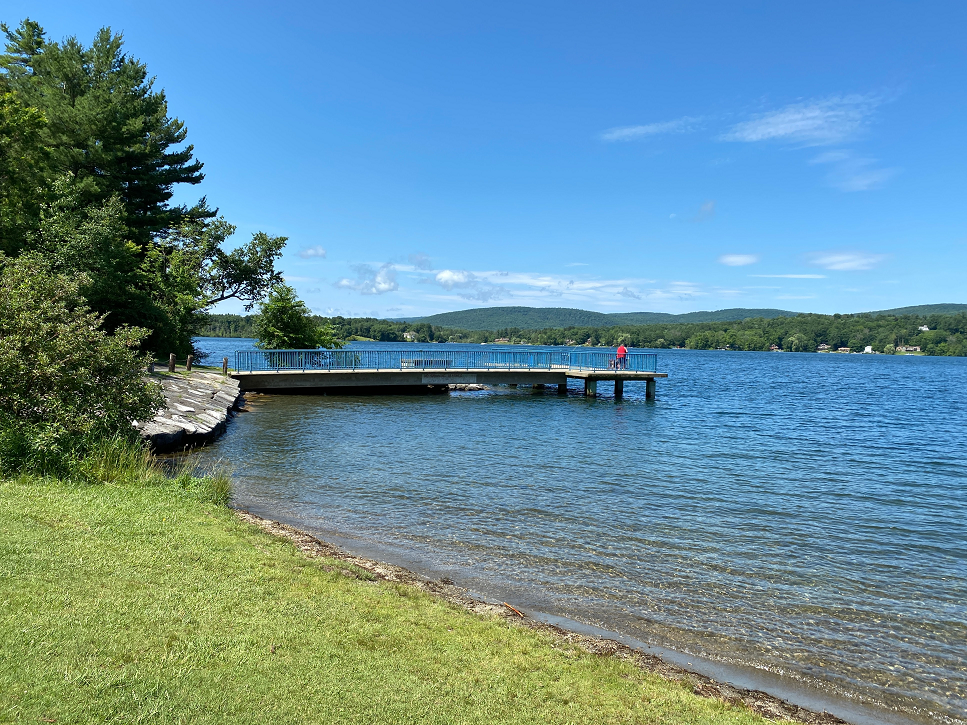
[0,18,290,357]
[0,19,211,246]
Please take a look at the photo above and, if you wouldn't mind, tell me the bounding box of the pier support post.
[614,379,623,398]
[584,379,597,397]
[646,378,656,400]
[558,382,568,394]
[533,383,544,390]
[168,353,176,372]
[222,357,229,376]
[186,355,193,371]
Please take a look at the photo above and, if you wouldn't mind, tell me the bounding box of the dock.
[230,349,666,398]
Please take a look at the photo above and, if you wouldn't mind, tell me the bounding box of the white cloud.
[427,269,506,302]
[719,254,759,267]
[694,200,716,222]
[807,252,886,271]
[298,245,327,259]
[408,252,433,270]
[335,263,399,295]
[617,287,642,300]
[809,150,897,191]
[600,116,700,142]
[750,274,826,279]
[721,94,882,146]
[817,154,896,191]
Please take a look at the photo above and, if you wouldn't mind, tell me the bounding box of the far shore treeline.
[202,310,967,356]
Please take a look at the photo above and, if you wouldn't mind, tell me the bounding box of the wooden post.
[584,379,597,397]
[168,353,176,372]
[646,378,656,400]
[558,382,568,394]
[614,379,624,398]
[148,362,155,373]
[222,357,229,376]
[186,354,193,371]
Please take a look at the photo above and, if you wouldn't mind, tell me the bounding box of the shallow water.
[193,340,967,724]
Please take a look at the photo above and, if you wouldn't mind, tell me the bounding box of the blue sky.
[9,1,967,317]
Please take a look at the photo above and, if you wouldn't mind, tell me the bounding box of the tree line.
[201,311,967,356]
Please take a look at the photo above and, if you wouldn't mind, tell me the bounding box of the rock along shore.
[138,369,243,453]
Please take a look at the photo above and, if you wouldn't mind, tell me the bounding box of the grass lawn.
[0,474,774,725]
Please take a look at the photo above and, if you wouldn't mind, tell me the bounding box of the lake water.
[192,338,966,725]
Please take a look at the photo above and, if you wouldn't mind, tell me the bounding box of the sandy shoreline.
[235,508,851,725]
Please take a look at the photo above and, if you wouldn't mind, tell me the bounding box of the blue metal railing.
[233,349,657,374]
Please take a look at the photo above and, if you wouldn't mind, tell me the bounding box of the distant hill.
[392,306,802,330]
[863,303,967,317]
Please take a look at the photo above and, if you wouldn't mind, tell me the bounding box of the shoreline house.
[817,343,831,351]
[403,331,419,342]
[837,347,851,353]
[897,345,921,352]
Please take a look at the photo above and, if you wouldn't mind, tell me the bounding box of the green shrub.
[0,254,163,475]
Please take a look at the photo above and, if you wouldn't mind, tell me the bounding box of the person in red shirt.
[616,343,628,369]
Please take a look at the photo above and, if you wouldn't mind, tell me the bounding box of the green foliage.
[0,19,288,357]
[65,436,230,504]
[0,254,163,475]
[0,90,49,254]
[254,284,341,350]
[0,19,209,245]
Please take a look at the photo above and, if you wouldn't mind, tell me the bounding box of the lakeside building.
[817,343,831,351]
[898,345,922,352]
[864,346,874,353]
[403,331,418,342]
[837,347,851,353]
[494,337,510,343]
[919,325,930,331]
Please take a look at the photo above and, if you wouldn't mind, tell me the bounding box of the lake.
[192,338,966,725]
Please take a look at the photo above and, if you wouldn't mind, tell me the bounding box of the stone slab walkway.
[138,369,243,453]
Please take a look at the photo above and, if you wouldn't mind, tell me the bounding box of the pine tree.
[0,20,212,246]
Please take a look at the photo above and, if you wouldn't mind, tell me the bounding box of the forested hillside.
[200,311,967,356]
[392,306,801,329]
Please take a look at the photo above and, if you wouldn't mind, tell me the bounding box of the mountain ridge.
[387,304,967,330]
